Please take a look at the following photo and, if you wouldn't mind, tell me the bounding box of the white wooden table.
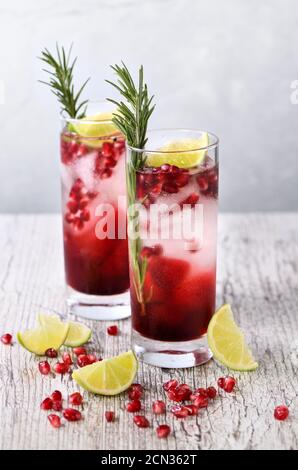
[0,213,297,450]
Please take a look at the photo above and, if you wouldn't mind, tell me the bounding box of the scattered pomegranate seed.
[87,354,97,364]
[133,415,150,428]
[69,392,83,406]
[62,352,73,365]
[50,390,62,402]
[184,404,199,416]
[217,377,226,389]
[63,408,82,422]
[107,325,118,336]
[163,379,178,392]
[167,384,191,402]
[40,397,53,410]
[126,399,142,413]
[45,348,58,358]
[73,347,87,356]
[54,362,69,374]
[1,333,12,345]
[77,354,91,368]
[52,400,63,411]
[196,388,208,398]
[156,424,171,438]
[206,387,217,399]
[38,361,51,375]
[274,405,289,421]
[223,377,236,393]
[105,411,115,423]
[48,414,61,428]
[128,383,143,400]
[171,405,189,418]
[193,396,209,409]
[152,400,166,415]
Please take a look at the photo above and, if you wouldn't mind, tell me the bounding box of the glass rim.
[127,128,219,154]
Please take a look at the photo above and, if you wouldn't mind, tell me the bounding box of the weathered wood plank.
[0,213,297,450]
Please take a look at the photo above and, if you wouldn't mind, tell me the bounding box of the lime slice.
[146,134,209,169]
[17,316,69,356]
[64,321,92,347]
[207,304,258,371]
[72,112,118,139]
[72,351,138,395]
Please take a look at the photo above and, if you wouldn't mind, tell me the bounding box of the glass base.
[133,330,212,368]
[66,287,131,320]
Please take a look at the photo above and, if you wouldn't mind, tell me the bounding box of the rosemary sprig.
[107,63,155,314]
[39,44,89,118]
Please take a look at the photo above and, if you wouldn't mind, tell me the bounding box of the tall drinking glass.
[60,102,130,319]
[126,129,219,367]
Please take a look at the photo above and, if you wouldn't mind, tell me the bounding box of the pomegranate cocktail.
[61,108,130,319]
[127,130,219,367]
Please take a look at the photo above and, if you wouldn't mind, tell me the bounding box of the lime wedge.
[64,321,92,347]
[18,316,69,356]
[146,134,209,169]
[207,304,258,371]
[72,112,118,139]
[72,351,138,395]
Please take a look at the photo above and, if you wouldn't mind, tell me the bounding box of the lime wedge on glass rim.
[71,112,118,139]
[72,351,138,395]
[17,315,69,356]
[146,133,209,169]
[207,304,258,371]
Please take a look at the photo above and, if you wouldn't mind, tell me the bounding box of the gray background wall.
[0,0,297,213]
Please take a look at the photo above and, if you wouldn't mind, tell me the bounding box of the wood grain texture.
[0,213,297,450]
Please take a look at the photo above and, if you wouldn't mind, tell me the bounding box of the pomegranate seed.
[207,387,217,399]
[50,390,62,402]
[62,352,73,365]
[217,377,226,389]
[133,415,150,428]
[40,397,53,410]
[107,325,118,336]
[223,377,236,393]
[80,208,90,222]
[163,379,178,392]
[167,384,191,402]
[156,424,171,438]
[65,212,75,224]
[48,414,61,428]
[128,383,143,400]
[184,404,199,416]
[52,400,63,411]
[73,347,87,356]
[54,362,69,374]
[196,388,208,398]
[274,405,289,421]
[38,361,51,375]
[87,354,97,364]
[193,396,209,409]
[171,405,189,418]
[69,392,83,406]
[181,193,200,207]
[161,164,171,172]
[63,408,82,422]
[45,348,58,358]
[102,142,114,157]
[101,168,113,179]
[79,197,89,210]
[105,411,115,422]
[67,199,79,214]
[77,354,91,368]
[126,399,142,413]
[152,400,166,415]
[1,333,12,345]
